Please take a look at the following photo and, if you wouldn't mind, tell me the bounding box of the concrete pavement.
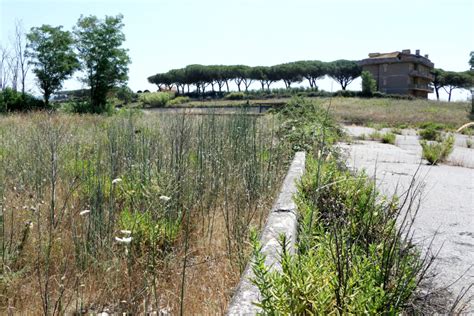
[340,125,474,312]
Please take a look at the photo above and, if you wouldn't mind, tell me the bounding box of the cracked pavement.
[340,125,474,312]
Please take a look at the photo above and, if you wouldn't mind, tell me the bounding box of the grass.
[0,110,292,314]
[420,134,455,165]
[250,98,459,314]
[252,158,430,314]
[164,97,471,130]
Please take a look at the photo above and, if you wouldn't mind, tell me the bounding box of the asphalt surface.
[340,125,474,312]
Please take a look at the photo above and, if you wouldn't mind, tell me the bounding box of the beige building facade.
[359,49,434,98]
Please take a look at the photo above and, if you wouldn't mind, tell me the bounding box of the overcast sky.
[1,0,473,101]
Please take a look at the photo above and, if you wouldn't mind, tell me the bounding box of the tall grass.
[250,98,455,314]
[0,110,291,314]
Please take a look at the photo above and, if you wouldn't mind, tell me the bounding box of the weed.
[381,132,396,144]
[0,111,291,313]
[391,127,403,135]
[466,137,473,148]
[420,134,455,165]
[418,124,443,141]
[252,157,430,314]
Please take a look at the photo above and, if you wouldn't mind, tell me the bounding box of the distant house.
[359,49,434,98]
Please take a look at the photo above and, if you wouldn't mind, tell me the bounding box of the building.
[359,49,434,98]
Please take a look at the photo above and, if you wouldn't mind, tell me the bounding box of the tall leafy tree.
[74,14,130,112]
[431,68,446,101]
[26,24,78,106]
[328,60,361,90]
[298,60,327,89]
[273,63,303,88]
[442,71,471,102]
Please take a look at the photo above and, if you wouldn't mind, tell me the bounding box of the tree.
[230,65,248,92]
[442,71,471,102]
[0,45,10,90]
[74,14,130,112]
[328,60,361,90]
[298,60,327,89]
[26,25,79,107]
[273,63,303,88]
[469,51,474,70]
[361,70,376,96]
[431,68,445,101]
[13,20,30,94]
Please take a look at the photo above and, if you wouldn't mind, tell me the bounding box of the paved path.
[340,125,474,312]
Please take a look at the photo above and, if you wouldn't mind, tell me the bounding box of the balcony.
[409,84,434,92]
[409,70,434,81]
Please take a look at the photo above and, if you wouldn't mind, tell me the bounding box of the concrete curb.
[226,151,306,315]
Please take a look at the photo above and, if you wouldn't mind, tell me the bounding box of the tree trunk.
[225,80,229,92]
[435,86,440,100]
[260,81,265,91]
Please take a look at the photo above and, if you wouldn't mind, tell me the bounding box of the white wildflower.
[115,236,132,244]
[80,210,91,216]
[112,178,122,184]
[120,230,132,235]
[159,195,171,202]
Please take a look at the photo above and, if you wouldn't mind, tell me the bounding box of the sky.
[1,0,473,101]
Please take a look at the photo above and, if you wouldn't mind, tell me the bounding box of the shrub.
[0,88,45,112]
[276,97,343,152]
[167,96,190,106]
[368,130,382,140]
[361,70,376,96]
[139,92,172,107]
[381,132,396,144]
[62,100,114,114]
[224,91,246,100]
[252,157,427,314]
[419,128,441,141]
[114,86,136,104]
[420,134,455,165]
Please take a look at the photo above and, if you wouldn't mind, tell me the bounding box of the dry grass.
[0,111,290,314]
[181,97,471,129]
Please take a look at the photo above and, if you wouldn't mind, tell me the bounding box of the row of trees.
[1,15,130,112]
[431,68,472,102]
[148,60,362,94]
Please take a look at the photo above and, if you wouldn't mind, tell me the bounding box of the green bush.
[420,134,455,165]
[113,86,136,104]
[139,92,172,107]
[224,92,246,100]
[381,132,396,144]
[0,88,45,112]
[361,70,376,96]
[418,122,444,141]
[252,158,424,314]
[62,99,115,114]
[167,96,190,106]
[276,97,343,152]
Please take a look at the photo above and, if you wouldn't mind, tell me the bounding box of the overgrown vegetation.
[251,98,444,314]
[420,134,455,165]
[0,110,291,314]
